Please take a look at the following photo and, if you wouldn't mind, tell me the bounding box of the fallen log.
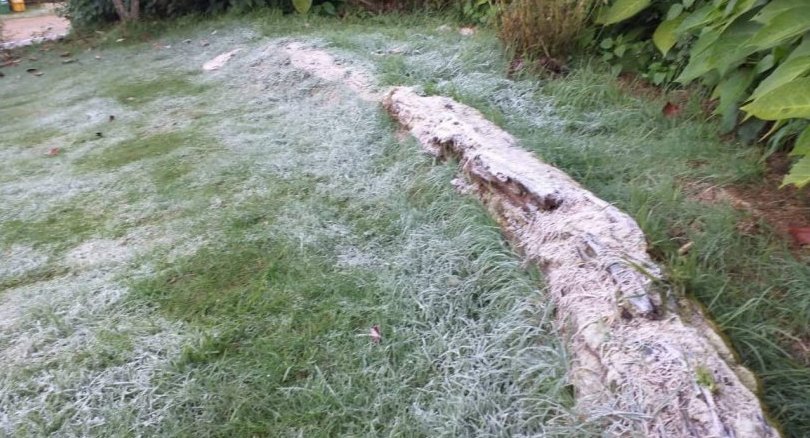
[384,86,779,437]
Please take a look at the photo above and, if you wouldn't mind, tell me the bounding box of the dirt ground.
[0,4,69,47]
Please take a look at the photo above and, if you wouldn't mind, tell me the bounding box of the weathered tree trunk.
[111,0,130,22]
[384,86,779,437]
[110,0,139,22]
[130,0,140,21]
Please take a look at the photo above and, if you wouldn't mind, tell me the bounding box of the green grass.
[0,203,109,251]
[149,158,196,196]
[0,18,585,437]
[104,75,209,106]
[6,128,62,148]
[130,238,383,434]
[363,40,810,435]
[77,131,203,170]
[1,10,809,437]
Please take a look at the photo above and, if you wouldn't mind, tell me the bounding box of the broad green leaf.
[292,0,312,14]
[751,56,810,100]
[677,5,721,35]
[746,7,810,51]
[653,16,686,56]
[742,78,810,120]
[753,0,807,24]
[754,54,775,75]
[667,3,684,20]
[692,27,723,56]
[594,6,610,24]
[782,153,810,188]
[596,0,651,25]
[724,0,739,18]
[790,35,810,58]
[718,0,759,32]
[677,19,759,83]
[676,28,722,83]
[750,38,810,100]
[737,118,768,144]
[790,125,810,156]
[705,19,761,76]
[712,68,755,133]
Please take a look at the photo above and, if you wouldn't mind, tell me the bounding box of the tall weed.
[498,0,595,60]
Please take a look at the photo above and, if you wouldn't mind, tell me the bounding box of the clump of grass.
[104,75,208,105]
[150,159,193,190]
[0,204,109,252]
[497,0,595,60]
[5,128,62,148]
[0,265,70,291]
[78,131,201,171]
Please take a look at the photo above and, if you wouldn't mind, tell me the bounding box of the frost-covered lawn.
[1,12,809,437]
[0,18,580,437]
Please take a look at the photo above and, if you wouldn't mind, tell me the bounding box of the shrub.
[65,0,340,28]
[498,0,595,61]
[64,0,119,28]
[595,0,810,188]
[64,0,491,29]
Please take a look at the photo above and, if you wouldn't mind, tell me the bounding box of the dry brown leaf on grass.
[788,227,810,246]
[662,102,681,118]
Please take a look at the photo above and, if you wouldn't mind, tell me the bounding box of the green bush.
[595,0,810,188]
[64,0,119,28]
[64,0,492,29]
[65,0,341,28]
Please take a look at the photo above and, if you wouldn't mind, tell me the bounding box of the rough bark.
[384,86,779,437]
[110,0,130,22]
[130,0,140,21]
[110,0,139,22]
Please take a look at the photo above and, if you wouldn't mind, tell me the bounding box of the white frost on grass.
[65,239,134,268]
[0,119,200,438]
[0,245,49,284]
[0,26,584,436]
[0,239,192,435]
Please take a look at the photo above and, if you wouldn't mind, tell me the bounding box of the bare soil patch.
[685,153,810,251]
[728,154,810,246]
[0,7,69,48]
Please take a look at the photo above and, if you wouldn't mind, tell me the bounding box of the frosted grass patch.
[0,245,50,285]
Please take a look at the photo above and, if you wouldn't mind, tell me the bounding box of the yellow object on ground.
[10,0,25,12]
